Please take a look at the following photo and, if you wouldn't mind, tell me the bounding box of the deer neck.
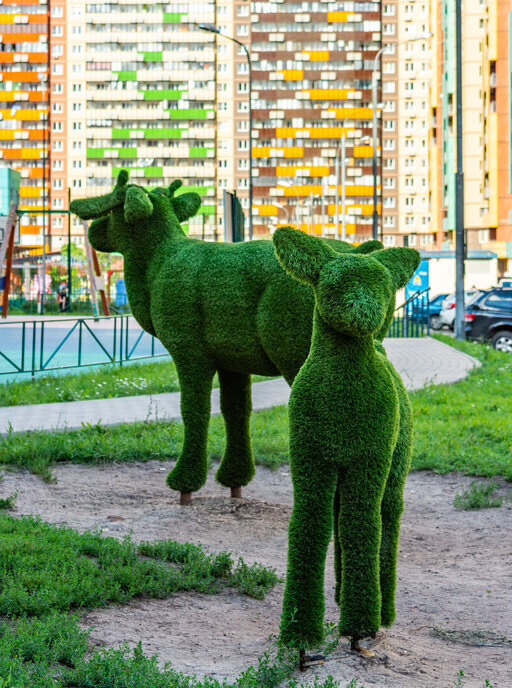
[310,309,376,364]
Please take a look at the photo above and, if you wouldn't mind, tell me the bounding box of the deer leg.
[337,459,390,642]
[380,388,412,627]
[166,360,215,500]
[333,478,342,606]
[215,369,254,496]
[280,459,338,650]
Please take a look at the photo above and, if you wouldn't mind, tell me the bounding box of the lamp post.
[454,0,465,340]
[371,31,432,240]
[199,23,253,240]
[280,181,301,228]
[37,71,48,313]
[274,201,289,223]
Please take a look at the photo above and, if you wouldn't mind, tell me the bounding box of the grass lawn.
[0,514,355,687]
[1,336,510,481]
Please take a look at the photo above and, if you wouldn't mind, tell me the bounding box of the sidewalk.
[0,337,479,435]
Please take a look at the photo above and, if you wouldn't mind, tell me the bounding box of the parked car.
[465,287,512,351]
[409,293,448,328]
[438,290,481,330]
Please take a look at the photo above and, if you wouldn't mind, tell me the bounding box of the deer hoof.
[180,492,193,506]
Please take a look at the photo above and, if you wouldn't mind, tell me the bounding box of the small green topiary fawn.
[273,227,419,651]
[70,171,384,503]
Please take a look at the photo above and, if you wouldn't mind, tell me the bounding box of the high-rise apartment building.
[249,1,380,241]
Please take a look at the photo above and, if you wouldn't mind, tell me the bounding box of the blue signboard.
[405,259,429,301]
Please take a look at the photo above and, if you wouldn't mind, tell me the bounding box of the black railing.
[388,288,430,338]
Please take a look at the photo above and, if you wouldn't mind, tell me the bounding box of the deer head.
[69,170,201,253]
[273,227,420,338]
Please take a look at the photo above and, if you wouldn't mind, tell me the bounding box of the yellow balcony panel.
[277,69,303,80]
[302,50,329,61]
[253,146,303,159]
[283,146,303,158]
[276,127,299,138]
[253,147,271,158]
[304,89,354,100]
[254,205,278,217]
[20,186,41,198]
[0,108,45,121]
[276,165,330,176]
[353,145,374,157]
[328,107,372,119]
[327,11,353,22]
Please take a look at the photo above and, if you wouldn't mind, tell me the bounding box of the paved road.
[0,337,479,435]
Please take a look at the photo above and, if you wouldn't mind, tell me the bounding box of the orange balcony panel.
[328,107,373,119]
[0,108,46,121]
[0,32,43,42]
[277,165,330,176]
[353,145,374,157]
[255,205,278,217]
[283,147,303,158]
[29,167,43,178]
[0,71,41,82]
[277,69,303,80]
[304,89,353,100]
[1,0,42,4]
[327,11,352,22]
[253,147,271,158]
[303,50,329,61]
[276,127,297,138]
[1,148,42,160]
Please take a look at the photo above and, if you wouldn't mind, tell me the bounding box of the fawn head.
[273,227,420,338]
[70,170,201,253]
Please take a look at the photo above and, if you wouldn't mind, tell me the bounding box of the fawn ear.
[273,226,336,285]
[372,248,421,289]
[171,192,201,222]
[351,239,384,255]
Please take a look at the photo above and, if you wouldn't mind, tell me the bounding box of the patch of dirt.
[2,462,511,687]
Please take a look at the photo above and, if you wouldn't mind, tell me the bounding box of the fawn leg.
[337,462,389,641]
[380,385,413,626]
[280,460,338,649]
[166,360,215,498]
[215,369,255,495]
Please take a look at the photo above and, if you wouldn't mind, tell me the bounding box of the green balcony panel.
[189,147,209,158]
[167,108,211,120]
[140,51,163,62]
[112,128,140,139]
[142,90,184,101]
[163,12,187,22]
[112,167,143,176]
[197,205,215,216]
[118,149,138,159]
[144,128,183,139]
[87,148,105,159]
[114,71,137,81]
[144,167,163,178]
[176,185,214,196]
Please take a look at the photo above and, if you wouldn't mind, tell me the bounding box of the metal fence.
[388,288,430,338]
[0,315,169,380]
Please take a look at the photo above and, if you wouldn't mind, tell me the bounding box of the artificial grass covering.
[70,171,384,497]
[272,228,419,647]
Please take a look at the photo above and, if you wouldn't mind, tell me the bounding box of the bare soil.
[2,461,511,688]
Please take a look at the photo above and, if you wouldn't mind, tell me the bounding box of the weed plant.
[0,492,16,510]
[453,480,503,510]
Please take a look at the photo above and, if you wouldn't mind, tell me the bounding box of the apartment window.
[420,234,431,246]
[237,83,249,93]
[72,160,82,169]
[52,122,63,132]
[405,178,414,187]
[384,158,396,170]
[237,25,249,36]
[383,23,396,35]
[72,122,82,130]
[479,229,490,243]
[383,234,396,246]
[237,4,250,16]
[72,45,82,54]
[52,179,63,189]
[383,4,395,15]
[52,26,63,36]
[237,63,249,74]
[238,140,249,150]
[52,217,63,228]
[52,64,64,76]
[383,81,396,93]
[72,26,82,35]
[52,198,64,209]
[72,141,82,150]
[405,216,415,226]
[52,103,63,113]
[52,84,63,94]
[383,197,395,208]
[383,62,396,74]
[383,120,395,131]
[72,103,82,112]
[52,45,63,58]
[218,160,228,168]
[383,178,395,189]
[408,234,417,246]
[52,141,63,151]
[405,197,414,207]
[72,84,82,92]
[237,120,249,132]
[383,216,395,227]
[73,180,82,188]
[51,6,63,17]
[383,139,395,150]
[52,160,63,171]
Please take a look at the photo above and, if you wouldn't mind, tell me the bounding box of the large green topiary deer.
[70,171,385,503]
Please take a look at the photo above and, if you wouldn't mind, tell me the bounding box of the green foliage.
[70,171,383,495]
[0,514,278,616]
[0,360,180,406]
[453,480,503,510]
[412,335,512,479]
[0,492,16,510]
[273,228,419,647]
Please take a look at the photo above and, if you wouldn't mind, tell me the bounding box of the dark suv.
[465,287,512,352]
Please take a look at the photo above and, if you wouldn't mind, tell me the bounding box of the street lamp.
[334,128,347,241]
[198,23,254,240]
[280,181,301,228]
[273,201,289,223]
[371,31,433,240]
[37,71,48,313]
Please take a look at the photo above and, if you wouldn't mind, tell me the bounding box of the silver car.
[437,290,482,330]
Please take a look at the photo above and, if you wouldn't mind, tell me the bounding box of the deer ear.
[273,226,336,286]
[124,186,153,224]
[171,192,201,222]
[168,179,183,196]
[351,239,384,255]
[372,248,421,289]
